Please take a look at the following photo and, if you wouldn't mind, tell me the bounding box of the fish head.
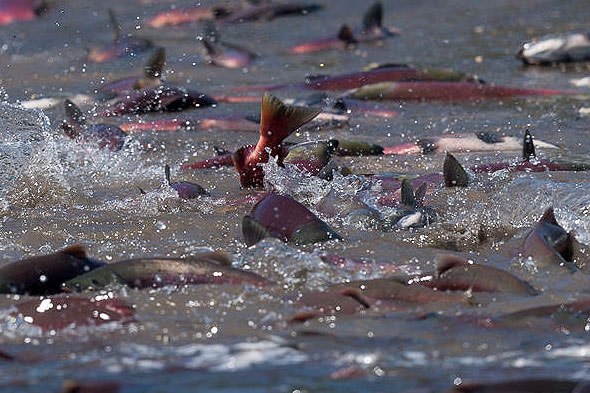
[518,36,567,65]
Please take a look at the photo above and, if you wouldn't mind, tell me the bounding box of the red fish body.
[0,0,45,24]
[242,193,341,246]
[146,6,232,28]
[348,81,574,102]
[10,296,134,332]
[522,207,578,272]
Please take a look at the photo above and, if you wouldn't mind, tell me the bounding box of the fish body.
[518,32,590,65]
[10,296,134,332]
[122,114,259,133]
[242,193,341,246]
[65,252,271,291]
[347,81,574,102]
[0,245,106,295]
[101,86,217,116]
[60,100,127,151]
[382,132,559,155]
[164,164,207,199]
[421,254,538,295]
[220,1,322,23]
[146,6,231,28]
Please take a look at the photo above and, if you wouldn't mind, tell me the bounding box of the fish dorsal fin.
[436,254,468,277]
[242,215,273,247]
[539,207,558,225]
[337,24,357,44]
[196,251,233,267]
[202,39,217,57]
[362,1,383,32]
[400,178,416,207]
[108,9,122,41]
[258,92,321,150]
[144,47,166,79]
[443,152,469,187]
[522,129,537,161]
[414,182,427,208]
[164,164,172,185]
[61,244,88,259]
[64,99,86,126]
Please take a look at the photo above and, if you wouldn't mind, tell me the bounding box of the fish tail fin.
[443,152,469,187]
[522,129,537,161]
[144,47,166,79]
[400,178,416,207]
[257,92,321,152]
[337,24,357,44]
[414,182,427,207]
[362,1,383,31]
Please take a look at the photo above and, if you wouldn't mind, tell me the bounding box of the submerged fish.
[100,86,217,116]
[242,193,341,246]
[518,32,590,65]
[382,131,559,155]
[0,245,106,295]
[60,100,127,151]
[10,296,134,332]
[440,130,590,182]
[146,6,232,28]
[64,252,271,291]
[201,20,257,69]
[289,1,400,54]
[421,254,538,295]
[447,378,585,393]
[347,81,575,102]
[0,0,46,25]
[232,92,320,187]
[229,64,480,93]
[87,9,154,63]
[220,0,322,24]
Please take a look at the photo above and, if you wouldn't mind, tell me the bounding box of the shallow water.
[0,0,589,392]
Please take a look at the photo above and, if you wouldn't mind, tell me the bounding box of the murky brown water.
[0,0,589,392]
